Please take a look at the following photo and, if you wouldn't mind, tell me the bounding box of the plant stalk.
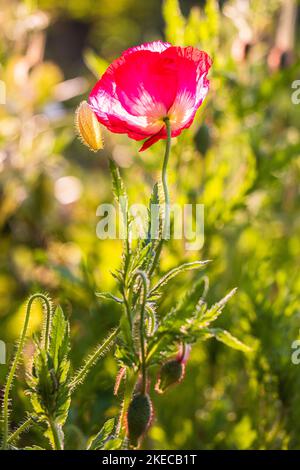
[48,417,63,450]
[149,117,172,275]
[132,271,148,394]
[1,293,52,450]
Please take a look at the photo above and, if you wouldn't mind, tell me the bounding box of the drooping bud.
[155,344,191,394]
[75,101,103,151]
[155,359,185,394]
[126,393,153,448]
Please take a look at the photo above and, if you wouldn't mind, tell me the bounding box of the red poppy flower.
[89,41,212,151]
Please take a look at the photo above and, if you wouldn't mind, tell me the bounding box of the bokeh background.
[1,0,300,449]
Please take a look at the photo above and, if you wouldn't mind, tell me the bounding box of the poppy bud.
[155,359,185,394]
[126,393,153,448]
[155,344,191,394]
[75,101,103,152]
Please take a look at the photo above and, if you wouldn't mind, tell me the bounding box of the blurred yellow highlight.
[4,299,43,340]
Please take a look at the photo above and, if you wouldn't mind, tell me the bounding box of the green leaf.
[49,306,69,370]
[209,328,251,353]
[127,243,152,281]
[109,159,129,243]
[87,418,115,450]
[26,306,71,432]
[101,438,123,450]
[145,182,161,246]
[158,276,209,333]
[149,260,211,299]
[198,288,237,327]
[109,159,128,206]
[95,292,123,304]
[146,277,209,363]
[23,446,45,450]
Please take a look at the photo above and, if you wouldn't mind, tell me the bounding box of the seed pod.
[75,101,103,152]
[155,359,185,394]
[126,393,153,448]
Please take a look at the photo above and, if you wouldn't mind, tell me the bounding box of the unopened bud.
[155,359,185,394]
[126,393,153,448]
[75,101,103,152]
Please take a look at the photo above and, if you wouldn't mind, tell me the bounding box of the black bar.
[0,450,299,466]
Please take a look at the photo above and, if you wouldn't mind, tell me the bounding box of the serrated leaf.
[158,276,209,333]
[23,446,45,450]
[149,260,211,299]
[87,418,115,450]
[101,437,123,450]
[146,278,209,363]
[95,292,123,304]
[209,328,251,353]
[145,182,161,246]
[198,288,237,327]
[109,159,127,205]
[109,159,129,246]
[49,306,69,370]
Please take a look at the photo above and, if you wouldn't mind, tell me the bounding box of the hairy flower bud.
[155,359,185,394]
[155,344,190,394]
[75,101,103,151]
[126,393,153,448]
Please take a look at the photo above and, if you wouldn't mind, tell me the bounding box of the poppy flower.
[89,41,212,151]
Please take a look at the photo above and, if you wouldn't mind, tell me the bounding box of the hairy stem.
[1,293,52,450]
[116,370,137,438]
[123,293,133,331]
[132,271,148,394]
[48,417,62,450]
[7,417,33,445]
[70,327,120,391]
[149,117,172,275]
[162,117,172,238]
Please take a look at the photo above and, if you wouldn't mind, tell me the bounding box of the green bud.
[155,360,185,394]
[126,393,153,448]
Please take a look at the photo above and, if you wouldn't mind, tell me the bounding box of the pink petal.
[139,130,165,151]
[163,46,212,132]
[114,50,178,116]
[122,40,172,55]
[89,41,173,140]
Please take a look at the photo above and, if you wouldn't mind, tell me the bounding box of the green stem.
[7,417,33,445]
[162,117,172,238]
[48,417,62,450]
[1,293,52,450]
[131,271,148,394]
[70,327,120,391]
[149,118,172,275]
[123,292,133,331]
[43,297,52,352]
[116,370,137,438]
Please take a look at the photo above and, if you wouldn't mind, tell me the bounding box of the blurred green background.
[0,0,300,449]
